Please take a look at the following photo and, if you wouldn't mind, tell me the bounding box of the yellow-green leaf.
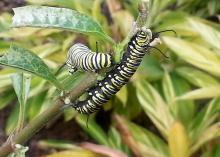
[163,37,220,77]
[45,150,100,157]
[175,66,219,88]
[176,85,220,100]
[136,81,174,137]
[188,18,220,50]
[168,122,190,157]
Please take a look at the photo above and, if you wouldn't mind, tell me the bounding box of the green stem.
[115,0,150,63]
[0,73,97,157]
[16,74,26,133]
[16,100,25,133]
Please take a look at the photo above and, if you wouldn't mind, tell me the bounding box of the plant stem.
[0,73,97,157]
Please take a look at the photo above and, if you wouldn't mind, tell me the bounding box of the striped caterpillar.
[66,43,112,73]
[68,27,162,114]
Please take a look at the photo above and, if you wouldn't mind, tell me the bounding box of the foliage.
[0,0,220,157]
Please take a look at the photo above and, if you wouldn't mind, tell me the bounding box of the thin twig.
[136,0,149,28]
[0,73,97,157]
[118,0,150,53]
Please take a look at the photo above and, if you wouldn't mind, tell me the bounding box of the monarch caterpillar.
[66,43,112,73]
[67,27,164,114]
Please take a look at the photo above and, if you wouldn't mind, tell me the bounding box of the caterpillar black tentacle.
[156,29,177,36]
[148,46,169,58]
[66,43,112,73]
[71,27,161,114]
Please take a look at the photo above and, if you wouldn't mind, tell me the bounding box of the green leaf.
[31,43,61,58]
[0,41,10,53]
[0,45,62,89]
[175,66,219,88]
[162,72,176,106]
[0,90,15,110]
[11,73,30,107]
[115,84,141,119]
[52,71,86,98]
[191,123,220,154]
[170,74,195,125]
[26,91,47,121]
[59,71,85,91]
[0,13,11,32]
[162,72,195,125]
[189,98,220,147]
[163,37,220,77]
[176,85,220,100]
[5,104,19,135]
[202,144,220,157]
[107,127,130,154]
[76,115,110,146]
[11,73,31,132]
[136,81,174,137]
[127,122,168,157]
[188,18,220,51]
[138,55,164,81]
[26,0,75,9]
[63,108,77,122]
[12,6,114,43]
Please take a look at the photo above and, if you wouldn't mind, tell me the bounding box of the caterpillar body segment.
[71,27,161,114]
[66,43,112,73]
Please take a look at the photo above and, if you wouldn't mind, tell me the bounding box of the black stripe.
[72,29,153,114]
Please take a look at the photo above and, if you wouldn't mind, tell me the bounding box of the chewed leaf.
[0,45,62,89]
[12,6,114,43]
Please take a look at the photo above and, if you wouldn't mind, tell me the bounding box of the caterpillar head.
[150,33,162,47]
[136,27,152,46]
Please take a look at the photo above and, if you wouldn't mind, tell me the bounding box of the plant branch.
[0,73,97,157]
[136,0,150,27]
[0,1,150,156]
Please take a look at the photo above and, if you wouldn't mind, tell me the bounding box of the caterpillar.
[66,43,112,73]
[69,27,162,114]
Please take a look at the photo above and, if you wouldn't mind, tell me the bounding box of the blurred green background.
[0,0,220,157]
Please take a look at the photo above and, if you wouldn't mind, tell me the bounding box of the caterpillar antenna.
[96,41,99,52]
[156,29,177,36]
[55,63,66,76]
[148,46,169,59]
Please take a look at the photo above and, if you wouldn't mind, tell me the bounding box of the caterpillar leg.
[68,67,77,75]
